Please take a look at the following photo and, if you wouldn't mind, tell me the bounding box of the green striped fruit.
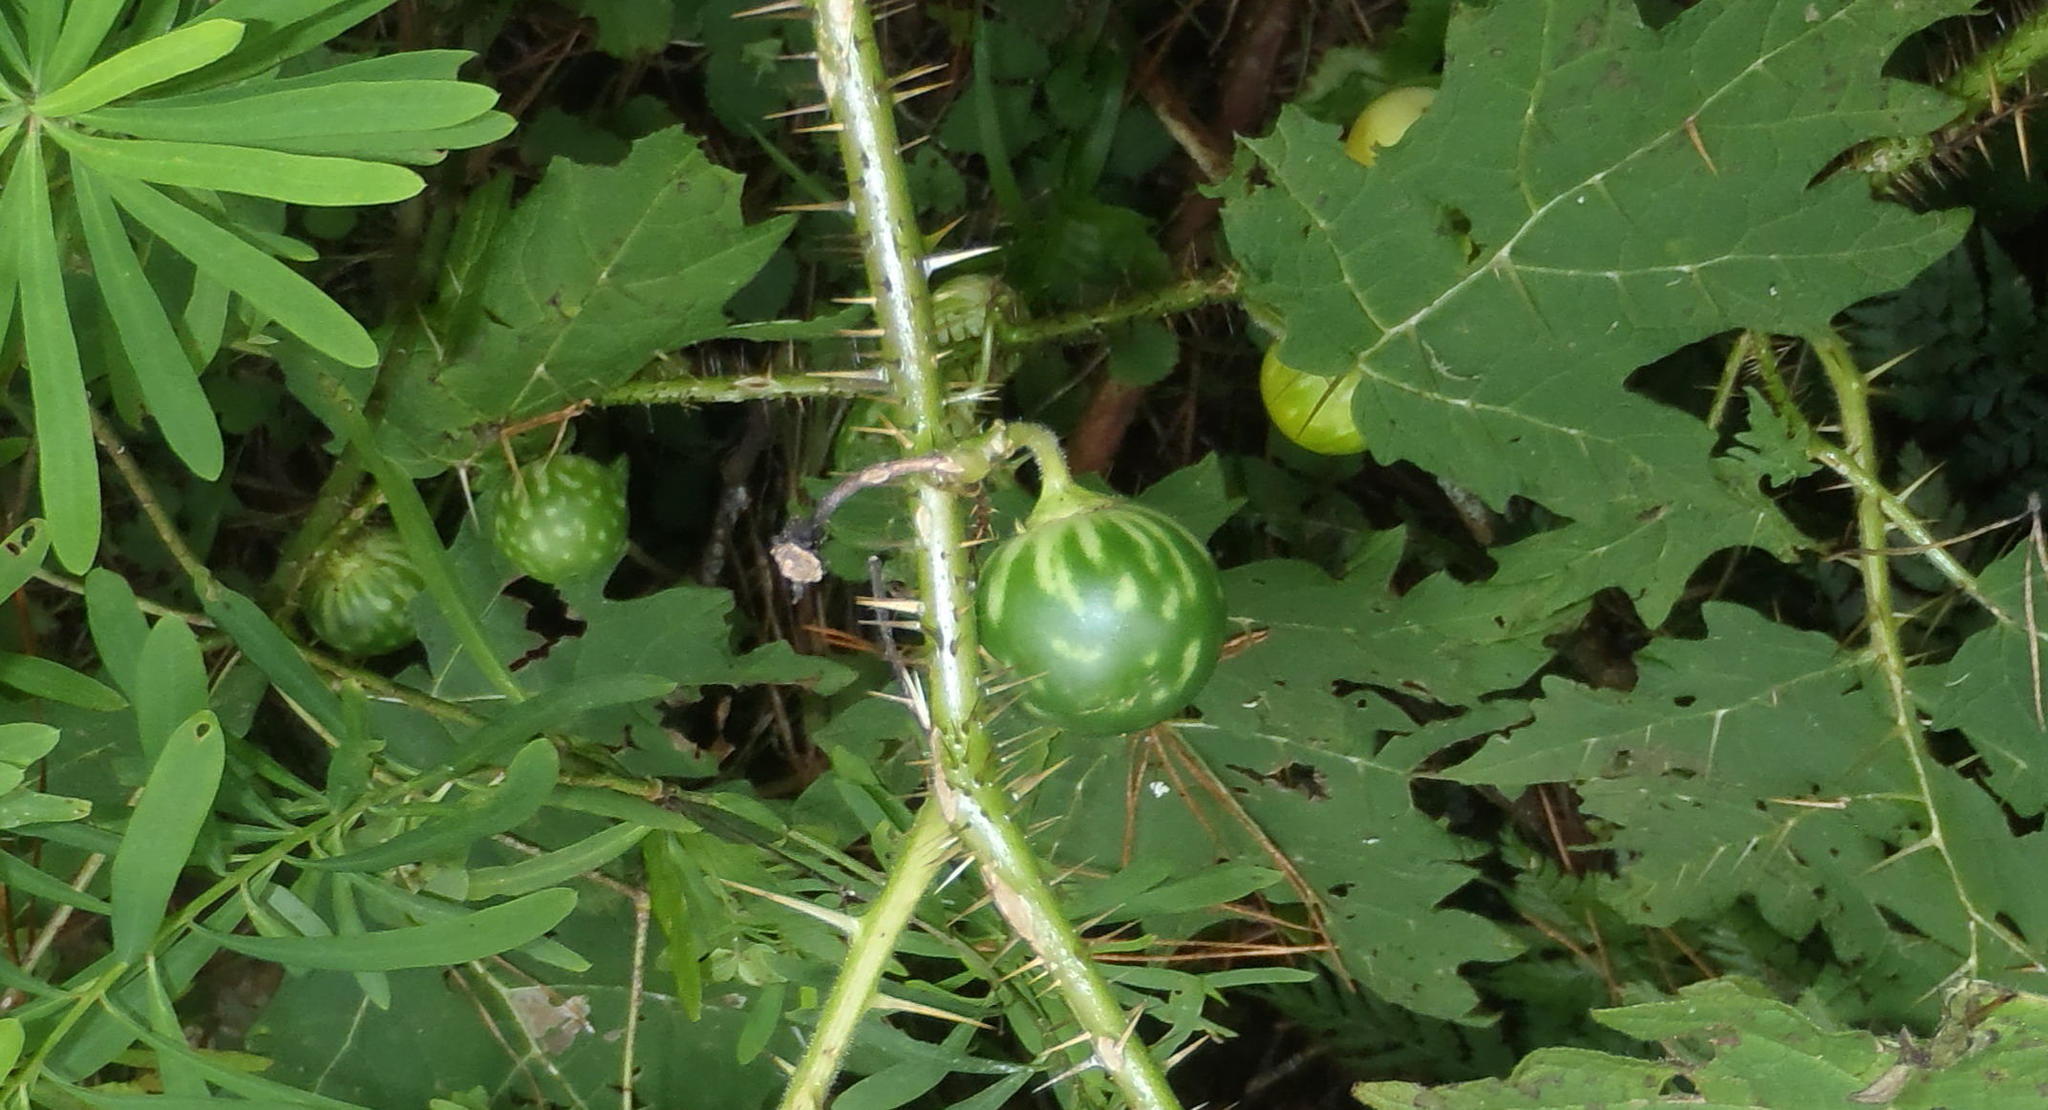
[979,496,1226,734]
[488,454,629,585]
[304,529,425,656]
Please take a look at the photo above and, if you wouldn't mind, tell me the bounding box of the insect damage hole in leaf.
[1230,761,1334,802]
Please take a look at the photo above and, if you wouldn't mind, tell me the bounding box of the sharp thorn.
[832,295,879,306]
[1036,1056,1102,1092]
[890,63,948,86]
[774,199,852,214]
[1006,758,1072,800]
[1865,348,1917,383]
[922,245,1001,275]
[836,328,886,338]
[856,595,923,613]
[764,101,833,120]
[731,0,804,18]
[897,134,932,153]
[794,121,847,135]
[891,81,950,104]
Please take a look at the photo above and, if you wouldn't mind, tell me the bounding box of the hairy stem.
[779,804,954,1110]
[808,2,1185,1106]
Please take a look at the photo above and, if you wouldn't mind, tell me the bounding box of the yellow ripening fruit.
[1261,349,1365,455]
[1343,86,1436,167]
[1259,87,1437,455]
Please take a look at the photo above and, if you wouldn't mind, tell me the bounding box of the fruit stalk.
[803,2,1185,1106]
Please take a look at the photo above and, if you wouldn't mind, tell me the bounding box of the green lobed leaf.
[1926,547,2048,814]
[33,20,246,117]
[1444,602,2048,1001]
[444,673,678,775]
[109,710,225,963]
[373,127,795,468]
[204,887,578,971]
[1222,0,1972,622]
[1355,978,2048,1109]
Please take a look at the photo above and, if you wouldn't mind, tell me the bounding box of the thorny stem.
[1853,5,2048,181]
[594,370,888,408]
[1744,334,2010,624]
[1811,330,2036,974]
[996,271,1237,348]
[808,2,1185,1107]
[1936,6,2048,110]
[779,804,955,1110]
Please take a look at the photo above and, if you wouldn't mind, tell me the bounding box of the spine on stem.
[800,2,1186,1107]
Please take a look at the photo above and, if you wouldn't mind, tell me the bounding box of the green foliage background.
[1,0,2047,1107]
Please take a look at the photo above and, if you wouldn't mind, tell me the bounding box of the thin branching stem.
[806,1,1185,1106]
[780,804,954,1110]
[90,411,217,598]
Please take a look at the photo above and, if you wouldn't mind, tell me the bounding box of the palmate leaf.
[1357,978,2048,1110]
[1221,0,1972,623]
[1443,603,2048,1011]
[1026,543,1540,1021]
[369,127,796,471]
[1926,548,2048,813]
